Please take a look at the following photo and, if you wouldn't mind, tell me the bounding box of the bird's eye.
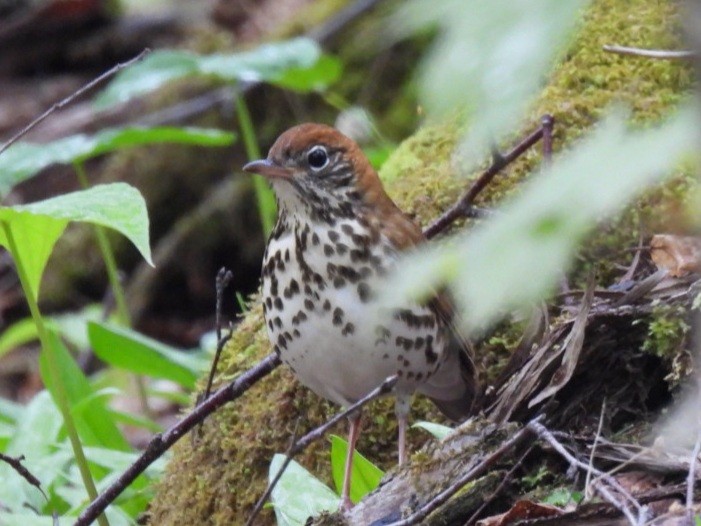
[307,146,329,171]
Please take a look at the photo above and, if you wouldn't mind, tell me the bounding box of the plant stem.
[234,95,276,234]
[73,162,151,417]
[1,221,110,526]
[74,163,131,326]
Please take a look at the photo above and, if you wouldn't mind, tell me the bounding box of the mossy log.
[147,0,696,524]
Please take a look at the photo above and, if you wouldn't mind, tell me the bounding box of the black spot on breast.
[267,320,273,331]
[289,279,300,295]
[304,298,314,310]
[328,231,340,242]
[342,323,355,336]
[424,335,438,364]
[265,297,273,310]
[333,277,346,288]
[416,373,423,381]
[284,249,290,262]
[414,337,425,349]
[273,345,281,356]
[277,334,287,350]
[274,297,283,310]
[312,232,320,246]
[357,282,371,303]
[335,243,349,255]
[274,317,282,329]
[293,329,301,338]
[323,299,331,311]
[324,244,335,256]
[332,307,344,326]
[341,224,354,236]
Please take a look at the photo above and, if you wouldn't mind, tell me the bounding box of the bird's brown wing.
[381,209,479,421]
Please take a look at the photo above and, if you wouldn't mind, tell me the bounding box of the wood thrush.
[243,123,478,509]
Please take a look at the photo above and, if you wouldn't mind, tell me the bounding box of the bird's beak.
[242,159,293,180]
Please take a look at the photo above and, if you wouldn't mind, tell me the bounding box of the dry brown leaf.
[650,235,701,277]
[477,500,564,526]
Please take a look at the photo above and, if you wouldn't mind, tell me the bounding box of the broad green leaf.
[330,435,384,504]
[0,127,235,197]
[412,421,453,440]
[50,304,104,352]
[269,454,339,526]
[383,108,697,332]
[88,321,204,389]
[0,183,152,300]
[39,331,130,452]
[95,38,338,108]
[398,0,586,158]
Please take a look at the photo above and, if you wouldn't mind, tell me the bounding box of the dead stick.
[74,352,281,526]
[0,452,48,502]
[386,416,543,526]
[423,116,552,239]
[528,420,646,526]
[245,375,398,526]
[603,45,697,60]
[201,268,234,404]
[0,49,151,156]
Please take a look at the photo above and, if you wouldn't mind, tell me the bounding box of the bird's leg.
[340,411,362,511]
[395,394,410,465]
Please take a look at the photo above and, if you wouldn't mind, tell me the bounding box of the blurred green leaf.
[398,0,586,158]
[39,331,129,452]
[269,454,339,526]
[0,317,41,359]
[96,38,339,108]
[88,321,205,389]
[543,488,583,506]
[0,183,152,300]
[412,421,453,440]
[0,391,64,512]
[383,108,697,332]
[0,127,235,197]
[0,397,22,424]
[330,435,384,504]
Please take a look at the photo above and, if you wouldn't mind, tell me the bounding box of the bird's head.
[243,123,390,223]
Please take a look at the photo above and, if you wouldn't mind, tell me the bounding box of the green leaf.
[0,396,22,424]
[543,488,583,506]
[39,331,130,452]
[88,321,204,389]
[398,0,587,158]
[96,38,338,108]
[0,391,63,512]
[330,435,384,504]
[412,421,453,440]
[0,127,235,197]
[269,454,339,526]
[0,183,152,299]
[383,108,697,332]
[0,316,41,359]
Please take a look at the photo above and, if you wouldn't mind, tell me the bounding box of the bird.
[243,123,478,510]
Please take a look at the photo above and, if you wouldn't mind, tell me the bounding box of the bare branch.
[0,49,151,156]
[423,115,553,239]
[74,352,281,526]
[0,453,48,502]
[385,416,543,526]
[603,45,697,59]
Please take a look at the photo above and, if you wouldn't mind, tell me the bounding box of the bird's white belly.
[261,221,444,407]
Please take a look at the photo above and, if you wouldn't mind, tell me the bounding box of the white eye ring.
[307,145,329,171]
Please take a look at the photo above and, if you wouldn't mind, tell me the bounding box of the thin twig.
[245,375,398,526]
[74,352,281,526]
[541,114,554,165]
[0,453,48,502]
[0,49,151,156]
[585,399,607,500]
[686,429,701,524]
[464,445,535,525]
[528,420,647,526]
[386,416,543,526]
[202,268,234,403]
[603,45,697,60]
[423,116,552,239]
